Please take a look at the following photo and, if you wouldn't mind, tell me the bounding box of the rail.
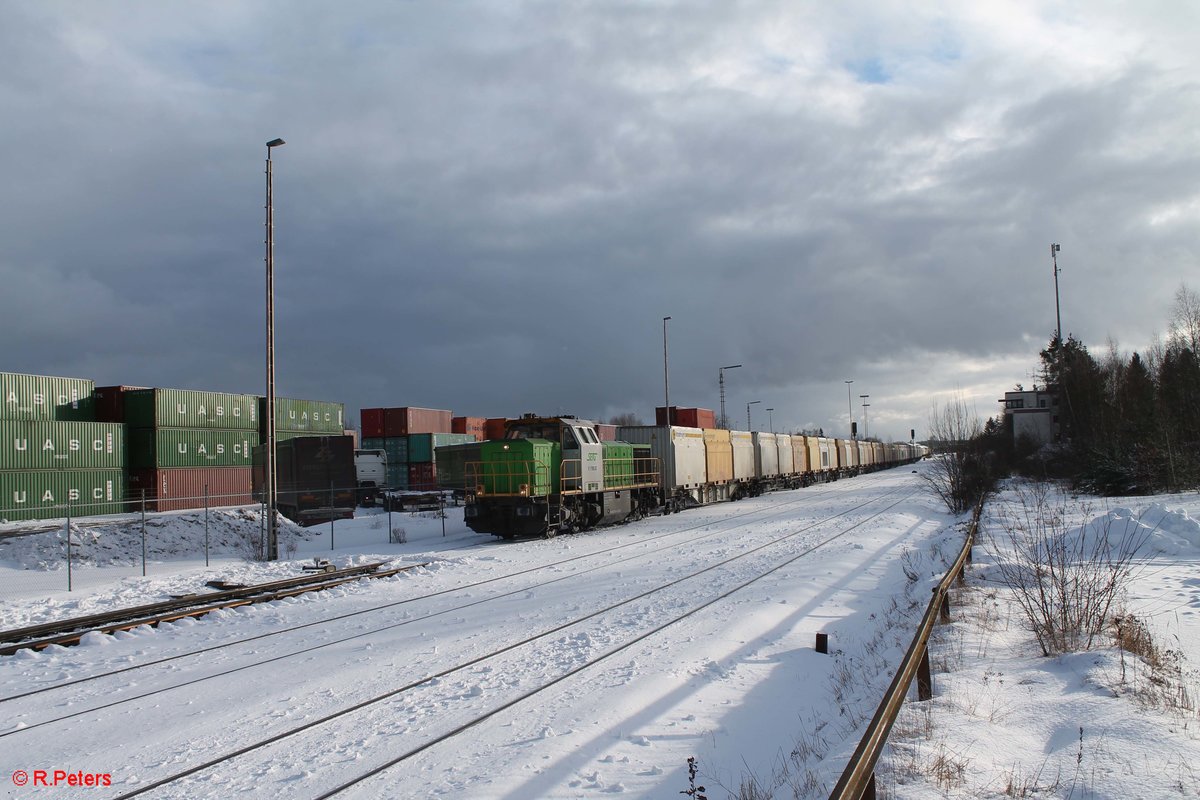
[0,561,424,655]
[828,496,984,800]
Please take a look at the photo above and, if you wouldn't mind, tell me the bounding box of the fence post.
[441,493,446,537]
[917,647,933,701]
[329,479,335,551]
[815,632,828,654]
[387,486,393,543]
[938,588,951,623]
[66,500,73,593]
[140,489,147,577]
[204,484,210,568]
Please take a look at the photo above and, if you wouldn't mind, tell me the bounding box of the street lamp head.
[267,138,286,148]
[748,400,762,406]
[722,364,742,370]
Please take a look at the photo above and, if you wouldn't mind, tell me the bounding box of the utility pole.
[1051,243,1062,344]
[719,364,741,429]
[844,380,854,439]
[662,316,671,426]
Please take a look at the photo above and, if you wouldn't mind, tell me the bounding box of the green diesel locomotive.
[463,415,660,539]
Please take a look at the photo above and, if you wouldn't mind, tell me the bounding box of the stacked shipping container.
[122,388,259,511]
[360,407,457,490]
[0,372,126,520]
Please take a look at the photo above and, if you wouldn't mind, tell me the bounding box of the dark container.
[253,434,357,524]
[383,407,452,437]
[128,467,253,511]
[407,462,437,491]
[361,408,386,438]
[485,417,509,440]
[94,385,149,423]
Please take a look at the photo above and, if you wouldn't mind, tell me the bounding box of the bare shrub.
[988,482,1151,655]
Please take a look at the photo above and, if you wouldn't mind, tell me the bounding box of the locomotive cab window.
[562,427,580,451]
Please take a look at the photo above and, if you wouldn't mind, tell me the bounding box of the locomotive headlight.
[519,484,529,496]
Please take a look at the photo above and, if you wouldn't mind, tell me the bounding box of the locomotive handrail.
[828,497,983,800]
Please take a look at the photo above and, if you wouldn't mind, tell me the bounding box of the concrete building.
[1001,387,1059,446]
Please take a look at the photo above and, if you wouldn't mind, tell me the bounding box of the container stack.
[123,388,258,511]
[407,432,477,490]
[0,372,126,521]
[361,406,454,490]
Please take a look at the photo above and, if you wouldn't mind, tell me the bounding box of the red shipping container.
[407,462,437,491]
[94,385,149,424]
[594,423,618,441]
[452,416,487,441]
[656,407,716,429]
[383,407,452,437]
[128,467,253,512]
[485,417,509,440]
[361,408,386,438]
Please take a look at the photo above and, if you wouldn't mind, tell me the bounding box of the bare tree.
[921,396,987,513]
[608,412,642,426]
[1169,283,1200,353]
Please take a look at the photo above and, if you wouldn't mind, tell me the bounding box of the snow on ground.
[1,466,1196,799]
[882,480,1200,799]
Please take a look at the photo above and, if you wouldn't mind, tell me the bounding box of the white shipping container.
[754,432,779,477]
[729,430,755,481]
[776,435,795,475]
[616,425,707,490]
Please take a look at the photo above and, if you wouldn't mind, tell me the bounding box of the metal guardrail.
[828,497,985,800]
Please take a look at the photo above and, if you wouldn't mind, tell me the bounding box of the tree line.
[990,284,1200,495]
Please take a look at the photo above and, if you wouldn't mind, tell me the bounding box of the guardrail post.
[864,773,876,800]
[917,646,933,701]
[938,588,951,623]
[816,632,829,654]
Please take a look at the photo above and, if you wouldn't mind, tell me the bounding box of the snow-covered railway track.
[100,484,919,799]
[0,561,408,656]
[1,476,876,712]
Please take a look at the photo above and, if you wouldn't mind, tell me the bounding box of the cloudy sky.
[2,1,1197,441]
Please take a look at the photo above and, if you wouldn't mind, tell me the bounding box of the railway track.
[0,561,422,656]
[85,483,919,799]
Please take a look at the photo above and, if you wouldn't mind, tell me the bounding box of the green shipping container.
[363,437,408,463]
[478,438,557,497]
[0,421,125,470]
[123,388,259,430]
[0,469,126,521]
[385,464,408,490]
[261,397,346,437]
[1,372,95,422]
[129,428,255,468]
[408,433,476,463]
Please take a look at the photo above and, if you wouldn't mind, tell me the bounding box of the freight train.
[462,415,928,539]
